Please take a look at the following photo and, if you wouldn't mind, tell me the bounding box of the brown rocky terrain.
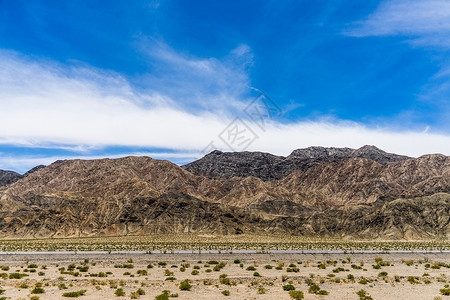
[0,146,449,239]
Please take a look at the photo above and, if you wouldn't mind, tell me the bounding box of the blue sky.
[1,0,450,173]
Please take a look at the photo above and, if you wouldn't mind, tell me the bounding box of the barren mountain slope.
[183,145,411,181]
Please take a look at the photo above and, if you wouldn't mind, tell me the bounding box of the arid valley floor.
[0,243,450,299]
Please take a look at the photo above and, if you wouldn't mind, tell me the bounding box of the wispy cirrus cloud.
[346,0,450,48]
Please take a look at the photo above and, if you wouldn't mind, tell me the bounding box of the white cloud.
[1,49,450,173]
[346,0,450,47]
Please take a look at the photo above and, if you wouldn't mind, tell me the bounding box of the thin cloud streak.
[346,0,450,47]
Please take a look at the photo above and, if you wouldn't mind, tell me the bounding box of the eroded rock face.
[0,170,22,187]
[182,145,410,181]
[0,165,47,187]
[0,147,448,239]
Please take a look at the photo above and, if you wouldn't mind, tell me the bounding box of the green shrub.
[179,279,192,291]
[222,290,230,296]
[9,273,28,279]
[135,288,145,295]
[356,289,373,300]
[441,288,450,296]
[31,287,45,294]
[154,290,169,300]
[358,279,368,284]
[308,284,320,294]
[283,284,295,291]
[62,290,86,297]
[289,290,304,300]
[114,288,125,296]
[257,287,267,294]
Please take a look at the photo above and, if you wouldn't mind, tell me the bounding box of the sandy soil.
[0,253,448,299]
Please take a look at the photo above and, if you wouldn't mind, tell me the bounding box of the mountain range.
[0,145,449,240]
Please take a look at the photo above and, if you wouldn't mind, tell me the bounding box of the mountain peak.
[287,145,410,165]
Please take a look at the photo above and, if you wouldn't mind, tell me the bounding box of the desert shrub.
[356,289,373,300]
[62,290,86,297]
[358,278,368,284]
[179,279,192,291]
[137,270,148,276]
[253,272,261,277]
[31,287,45,294]
[441,288,450,296]
[246,266,256,271]
[59,283,68,290]
[77,266,89,272]
[257,287,267,294]
[378,272,388,277]
[9,273,28,279]
[233,259,240,264]
[222,290,230,296]
[347,274,355,280]
[308,284,320,294]
[191,270,199,275]
[407,276,418,284]
[154,290,170,300]
[18,282,28,288]
[403,260,414,266]
[289,290,304,299]
[283,284,295,291]
[114,288,125,296]
[219,274,231,285]
[136,289,145,296]
[264,265,273,269]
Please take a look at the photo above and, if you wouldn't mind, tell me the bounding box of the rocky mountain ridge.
[0,146,448,239]
[182,145,410,180]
